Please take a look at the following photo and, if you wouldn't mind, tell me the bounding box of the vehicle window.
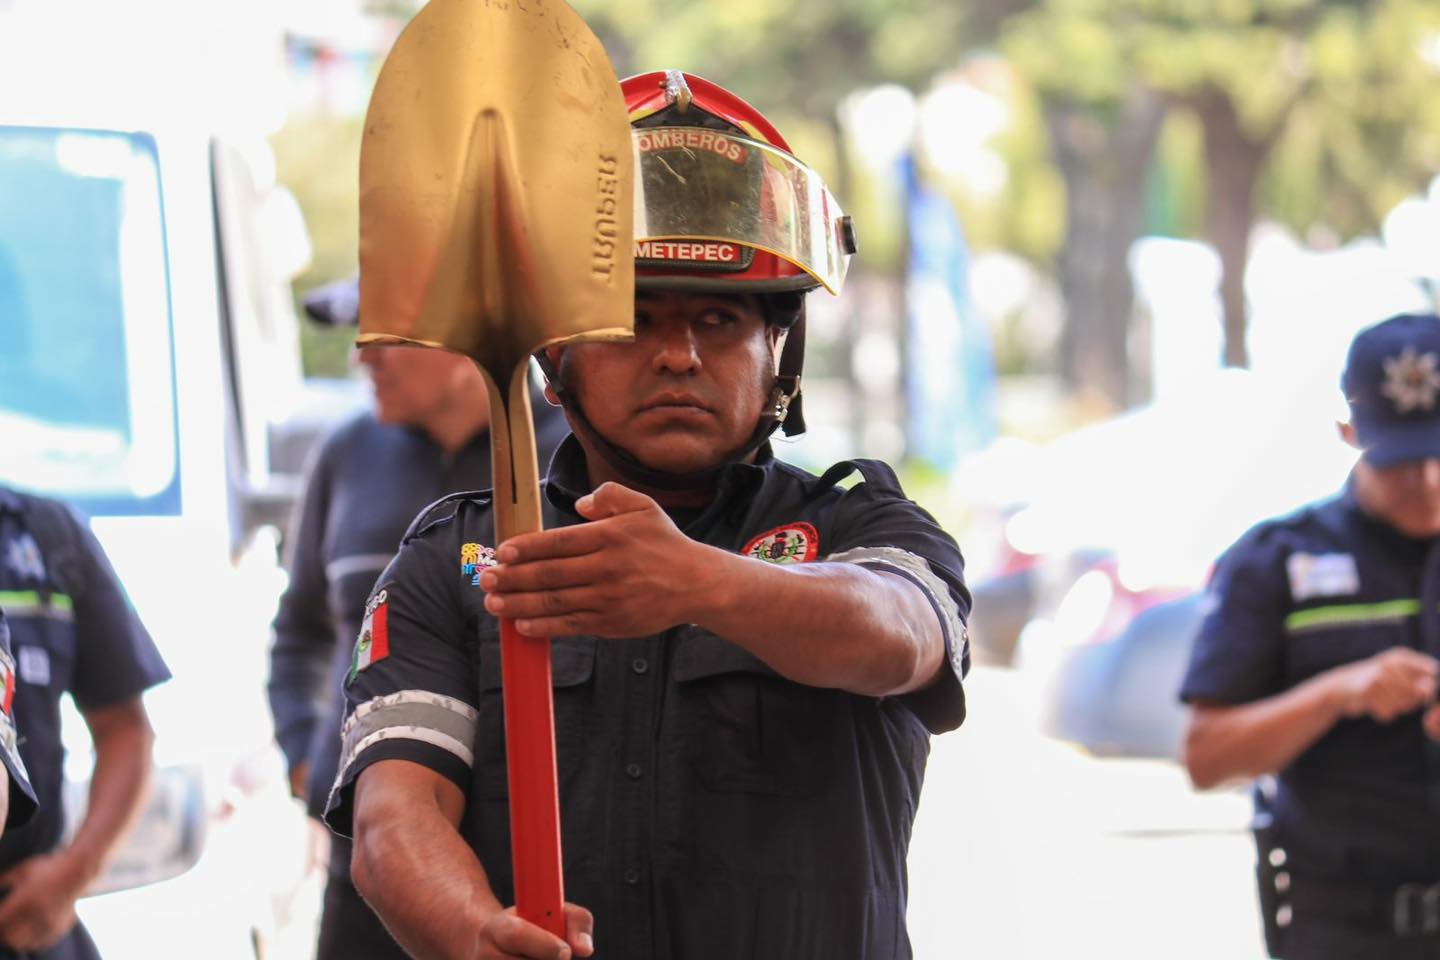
[0,126,180,516]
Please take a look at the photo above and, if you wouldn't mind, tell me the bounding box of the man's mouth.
[639,392,710,412]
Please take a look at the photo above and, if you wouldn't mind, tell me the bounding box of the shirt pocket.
[473,628,597,799]
[1284,619,1408,687]
[671,626,837,798]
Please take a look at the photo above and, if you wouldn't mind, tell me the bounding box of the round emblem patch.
[741,522,819,565]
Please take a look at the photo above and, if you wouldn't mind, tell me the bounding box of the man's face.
[553,291,779,475]
[357,344,483,428]
[1355,456,1440,538]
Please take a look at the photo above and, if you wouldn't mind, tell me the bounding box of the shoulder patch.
[402,489,494,544]
[347,589,391,683]
[742,522,819,565]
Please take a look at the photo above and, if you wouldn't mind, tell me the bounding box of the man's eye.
[699,310,738,327]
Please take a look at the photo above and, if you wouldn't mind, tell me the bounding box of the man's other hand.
[1331,647,1439,724]
[0,852,85,950]
[472,902,595,960]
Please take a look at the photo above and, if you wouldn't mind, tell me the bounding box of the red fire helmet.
[621,70,857,297]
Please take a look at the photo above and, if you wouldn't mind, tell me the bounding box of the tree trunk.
[1044,87,1166,410]
[1193,86,1269,369]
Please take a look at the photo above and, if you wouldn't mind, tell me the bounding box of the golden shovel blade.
[356,0,635,387]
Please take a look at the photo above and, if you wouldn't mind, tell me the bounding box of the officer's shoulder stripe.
[402,490,494,544]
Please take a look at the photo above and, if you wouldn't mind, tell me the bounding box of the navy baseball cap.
[1342,312,1440,466]
[301,274,359,327]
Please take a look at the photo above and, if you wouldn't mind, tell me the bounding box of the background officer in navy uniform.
[0,610,38,837]
[265,277,567,960]
[0,486,169,959]
[1180,312,1440,959]
[323,71,969,960]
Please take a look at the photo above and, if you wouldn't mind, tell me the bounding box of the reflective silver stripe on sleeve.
[824,546,967,653]
[335,691,479,787]
[326,554,396,583]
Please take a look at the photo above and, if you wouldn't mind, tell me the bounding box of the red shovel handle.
[499,618,566,938]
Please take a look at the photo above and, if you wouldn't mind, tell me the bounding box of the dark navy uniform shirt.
[267,402,568,821]
[0,610,37,830]
[325,437,970,960]
[1180,482,1440,879]
[0,486,169,870]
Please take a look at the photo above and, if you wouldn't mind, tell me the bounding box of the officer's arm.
[352,760,534,960]
[1186,645,1440,789]
[1183,686,1345,789]
[64,697,155,891]
[697,558,946,696]
[267,461,339,792]
[489,484,954,697]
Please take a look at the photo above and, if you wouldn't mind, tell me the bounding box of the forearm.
[1183,674,1344,790]
[694,550,943,696]
[64,710,154,889]
[352,770,497,959]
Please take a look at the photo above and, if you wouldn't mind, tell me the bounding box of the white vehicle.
[0,115,330,956]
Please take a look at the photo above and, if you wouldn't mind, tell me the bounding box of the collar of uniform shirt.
[541,433,772,528]
[1343,476,1440,555]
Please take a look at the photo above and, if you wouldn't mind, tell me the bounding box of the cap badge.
[1380,346,1440,414]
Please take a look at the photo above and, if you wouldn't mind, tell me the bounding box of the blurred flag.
[901,152,996,469]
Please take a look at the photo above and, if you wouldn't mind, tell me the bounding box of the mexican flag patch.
[0,647,20,767]
[348,589,390,683]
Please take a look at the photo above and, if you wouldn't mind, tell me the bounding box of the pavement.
[907,665,1269,959]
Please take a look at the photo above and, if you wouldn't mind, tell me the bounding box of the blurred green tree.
[272,113,366,378]
[1005,0,1440,392]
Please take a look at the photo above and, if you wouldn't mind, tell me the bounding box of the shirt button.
[625,763,643,779]
[631,658,649,675]
[623,867,641,885]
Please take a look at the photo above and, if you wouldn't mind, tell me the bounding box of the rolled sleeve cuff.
[826,546,969,733]
[323,690,479,837]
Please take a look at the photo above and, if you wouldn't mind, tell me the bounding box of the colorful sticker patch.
[348,589,390,683]
[460,543,499,586]
[741,522,819,565]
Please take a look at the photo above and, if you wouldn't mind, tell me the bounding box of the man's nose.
[651,324,700,374]
[1421,458,1440,487]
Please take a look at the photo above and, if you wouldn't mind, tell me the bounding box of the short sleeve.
[323,515,481,837]
[822,465,971,734]
[64,509,170,708]
[0,611,36,828]
[1179,526,1289,705]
